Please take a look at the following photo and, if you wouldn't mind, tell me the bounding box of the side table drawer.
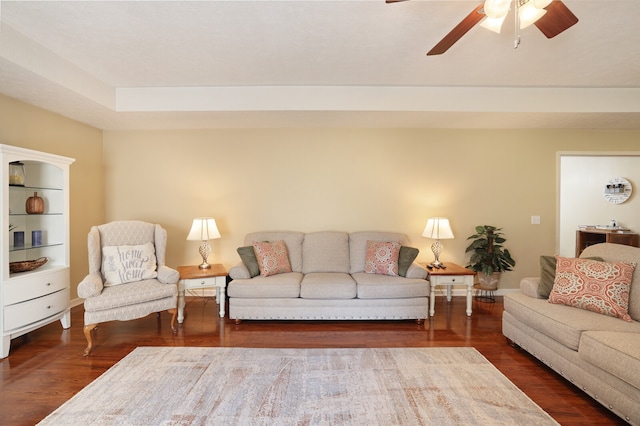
[182,276,225,290]
[430,276,466,285]
[4,287,70,331]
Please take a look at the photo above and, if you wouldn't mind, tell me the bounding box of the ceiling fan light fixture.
[480,15,507,33]
[518,1,547,29]
[483,0,511,19]
[533,0,552,8]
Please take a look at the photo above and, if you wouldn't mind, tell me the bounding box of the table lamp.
[422,217,454,268]
[187,217,221,269]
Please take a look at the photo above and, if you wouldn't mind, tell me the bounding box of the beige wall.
[103,128,640,291]
[0,94,104,299]
[3,92,638,299]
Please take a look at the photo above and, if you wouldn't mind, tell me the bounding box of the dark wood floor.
[0,295,625,425]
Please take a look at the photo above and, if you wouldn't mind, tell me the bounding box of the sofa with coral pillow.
[227,231,429,322]
[503,243,640,424]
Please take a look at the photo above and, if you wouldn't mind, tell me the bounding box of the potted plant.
[465,225,516,290]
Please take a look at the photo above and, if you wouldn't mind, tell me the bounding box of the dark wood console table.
[575,229,639,257]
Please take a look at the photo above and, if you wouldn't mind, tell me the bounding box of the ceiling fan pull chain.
[514,0,521,48]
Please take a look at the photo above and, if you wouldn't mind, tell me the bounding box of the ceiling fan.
[387,0,579,56]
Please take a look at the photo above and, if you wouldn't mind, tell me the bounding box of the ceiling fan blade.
[385,0,409,3]
[427,3,485,56]
[534,0,579,38]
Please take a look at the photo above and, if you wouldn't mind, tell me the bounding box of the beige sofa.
[228,231,429,322]
[503,243,640,424]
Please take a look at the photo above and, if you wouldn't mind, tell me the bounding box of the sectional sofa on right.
[503,243,640,424]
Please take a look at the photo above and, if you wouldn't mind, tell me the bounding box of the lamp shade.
[483,0,511,19]
[480,14,507,33]
[518,1,547,29]
[187,217,221,241]
[422,217,454,240]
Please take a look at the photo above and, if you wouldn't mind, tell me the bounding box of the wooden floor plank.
[0,295,623,425]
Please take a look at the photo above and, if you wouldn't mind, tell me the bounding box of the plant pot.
[478,272,500,290]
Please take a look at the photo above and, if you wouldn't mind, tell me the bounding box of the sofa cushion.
[352,272,429,299]
[538,255,604,298]
[300,272,356,299]
[244,232,304,272]
[504,292,640,351]
[581,243,640,322]
[350,231,408,274]
[102,243,158,286]
[237,246,260,278]
[398,246,419,277]
[301,232,350,274]
[579,331,640,390]
[253,240,292,277]
[365,240,401,276]
[227,272,303,298]
[549,256,634,322]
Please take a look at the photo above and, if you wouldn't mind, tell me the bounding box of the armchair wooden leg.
[83,324,98,356]
[168,308,177,333]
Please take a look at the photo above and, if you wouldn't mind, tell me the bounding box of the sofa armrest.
[405,262,428,280]
[229,262,251,280]
[158,265,179,284]
[520,277,543,299]
[78,273,104,299]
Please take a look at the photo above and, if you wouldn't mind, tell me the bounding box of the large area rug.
[40,347,557,425]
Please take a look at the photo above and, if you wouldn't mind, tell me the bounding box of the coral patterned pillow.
[364,240,401,276]
[548,256,635,322]
[252,240,292,277]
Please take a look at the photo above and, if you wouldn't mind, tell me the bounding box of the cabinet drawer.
[182,276,224,290]
[4,287,69,331]
[3,268,69,306]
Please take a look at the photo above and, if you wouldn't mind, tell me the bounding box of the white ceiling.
[0,0,639,130]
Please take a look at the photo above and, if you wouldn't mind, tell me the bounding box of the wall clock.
[603,177,632,204]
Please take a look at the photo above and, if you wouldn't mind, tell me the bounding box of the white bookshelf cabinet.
[1,145,74,358]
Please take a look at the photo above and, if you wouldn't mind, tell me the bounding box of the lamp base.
[198,241,212,270]
[431,240,445,268]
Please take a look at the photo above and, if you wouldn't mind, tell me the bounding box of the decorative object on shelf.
[187,217,221,269]
[13,231,24,248]
[9,257,48,273]
[603,177,632,204]
[26,191,44,214]
[422,217,454,268]
[8,161,25,186]
[465,225,516,290]
[32,230,42,246]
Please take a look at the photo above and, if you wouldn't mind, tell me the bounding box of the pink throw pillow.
[364,240,401,276]
[548,256,635,322]
[252,240,292,277]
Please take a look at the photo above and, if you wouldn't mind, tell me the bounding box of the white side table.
[177,264,227,323]
[426,262,476,317]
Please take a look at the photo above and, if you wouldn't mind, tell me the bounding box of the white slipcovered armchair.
[77,221,179,356]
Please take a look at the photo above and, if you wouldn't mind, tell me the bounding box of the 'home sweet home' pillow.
[548,256,635,322]
[364,240,401,276]
[252,240,292,277]
[102,242,158,286]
